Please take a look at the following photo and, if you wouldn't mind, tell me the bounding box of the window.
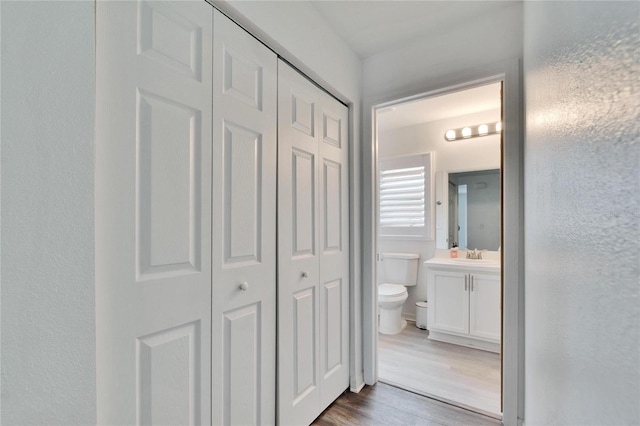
[379,153,432,239]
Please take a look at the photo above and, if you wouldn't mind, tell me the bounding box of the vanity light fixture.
[444,121,502,141]
[445,129,456,140]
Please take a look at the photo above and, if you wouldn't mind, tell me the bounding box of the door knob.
[239,281,249,291]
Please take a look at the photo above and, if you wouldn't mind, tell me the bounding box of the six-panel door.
[96,1,213,423]
[211,10,277,426]
[277,60,350,426]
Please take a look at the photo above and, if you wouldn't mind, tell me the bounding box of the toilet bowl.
[377,252,420,335]
[378,283,408,334]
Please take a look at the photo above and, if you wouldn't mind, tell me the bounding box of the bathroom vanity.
[424,258,501,353]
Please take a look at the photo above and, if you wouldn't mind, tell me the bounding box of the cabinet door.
[469,273,501,342]
[211,10,277,426]
[96,1,213,424]
[427,270,469,335]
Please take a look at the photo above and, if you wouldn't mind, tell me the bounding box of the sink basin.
[450,258,496,264]
[425,257,500,271]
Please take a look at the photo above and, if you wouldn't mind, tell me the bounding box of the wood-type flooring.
[312,382,501,426]
[378,322,501,417]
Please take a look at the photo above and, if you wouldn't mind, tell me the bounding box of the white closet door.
[277,61,321,426]
[96,1,212,424]
[277,60,349,426]
[317,88,350,411]
[211,10,278,426]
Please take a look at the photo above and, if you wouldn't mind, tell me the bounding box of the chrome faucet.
[466,249,483,260]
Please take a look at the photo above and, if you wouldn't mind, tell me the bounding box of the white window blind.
[379,153,432,239]
[379,166,425,227]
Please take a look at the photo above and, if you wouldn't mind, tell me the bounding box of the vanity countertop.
[425,257,501,273]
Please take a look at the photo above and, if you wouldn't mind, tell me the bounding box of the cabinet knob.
[301,271,309,278]
[239,281,249,291]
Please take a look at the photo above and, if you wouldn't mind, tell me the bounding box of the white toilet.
[378,252,420,335]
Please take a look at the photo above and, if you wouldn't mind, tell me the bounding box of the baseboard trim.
[428,331,500,353]
[350,381,366,393]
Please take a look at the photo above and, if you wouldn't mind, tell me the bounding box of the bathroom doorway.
[374,82,503,418]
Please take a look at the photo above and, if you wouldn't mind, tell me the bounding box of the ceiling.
[377,82,501,131]
[295,2,511,130]
[309,1,519,59]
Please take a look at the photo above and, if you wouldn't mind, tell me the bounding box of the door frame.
[362,59,524,426]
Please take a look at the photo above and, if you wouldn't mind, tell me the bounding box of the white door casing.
[96,1,213,424]
[211,9,277,426]
[277,60,350,426]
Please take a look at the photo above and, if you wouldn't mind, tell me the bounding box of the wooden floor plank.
[378,322,501,416]
[312,382,501,426]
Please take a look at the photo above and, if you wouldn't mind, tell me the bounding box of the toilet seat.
[379,283,406,297]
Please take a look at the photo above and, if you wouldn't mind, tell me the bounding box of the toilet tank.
[382,253,420,286]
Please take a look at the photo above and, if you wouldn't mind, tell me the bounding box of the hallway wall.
[1,2,96,424]
[363,3,523,101]
[523,1,640,424]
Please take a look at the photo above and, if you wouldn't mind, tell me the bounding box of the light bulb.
[495,121,502,132]
[445,129,456,141]
[461,127,472,138]
[478,124,489,135]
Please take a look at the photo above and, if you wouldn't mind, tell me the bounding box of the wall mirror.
[446,169,500,250]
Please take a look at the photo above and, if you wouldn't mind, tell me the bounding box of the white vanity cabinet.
[425,259,501,352]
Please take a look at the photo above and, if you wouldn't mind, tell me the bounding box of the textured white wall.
[524,1,639,424]
[379,110,501,172]
[363,2,523,101]
[1,2,96,424]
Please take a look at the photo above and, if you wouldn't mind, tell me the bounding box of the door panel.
[323,278,343,373]
[278,60,349,425]
[322,160,342,251]
[223,303,261,426]
[212,10,277,426]
[222,123,263,264]
[292,149,317,256]
[293,287,318,401]
[137,322,201,426]
[96,1,212,424]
